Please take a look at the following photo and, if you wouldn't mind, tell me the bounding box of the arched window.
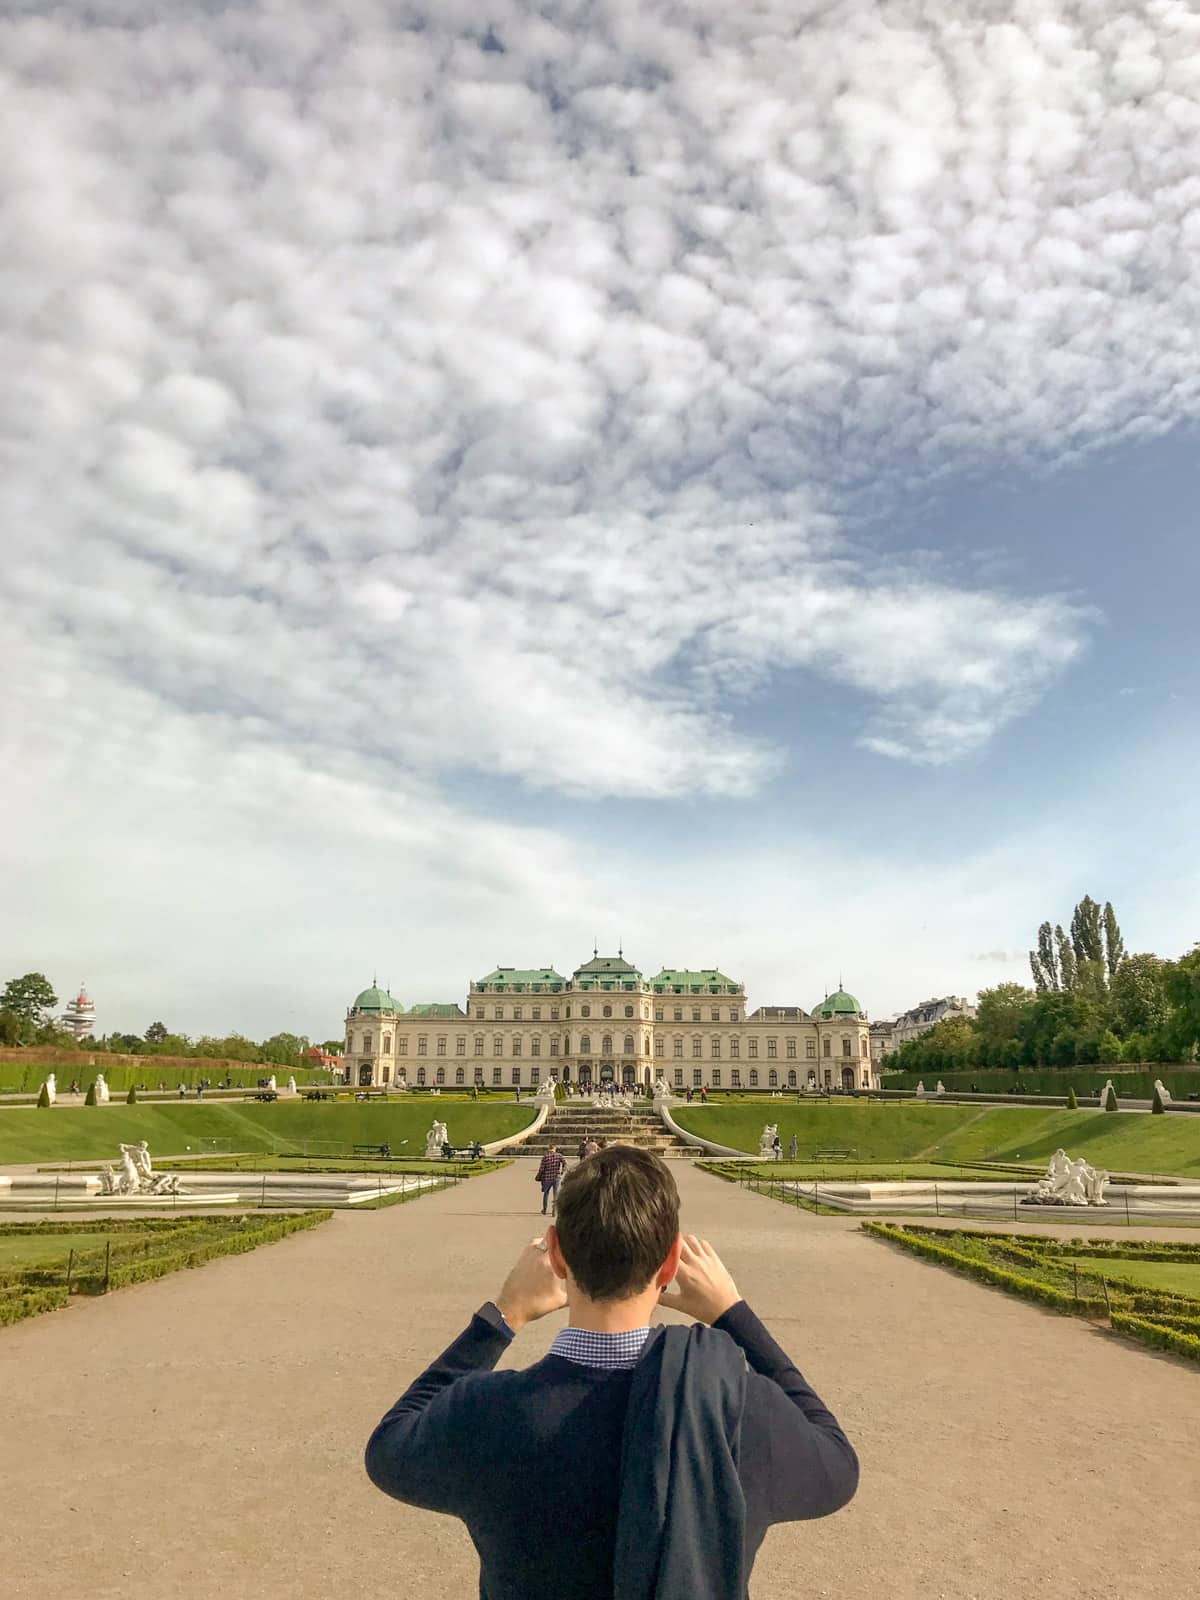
[455,1067,464,1085]
[382,1034,391,1054]
[436,1066,445,1084]
[788,1069,797,1087]
[416,1066,426,1085]
[768,1068,777,1086]
[623,1035,634,1055]
[749,1068,759,1086]
[602,1035,613,1055]
[624,1005,634,1018]
[603,1005,613,1018]
[580,1034,591,1054]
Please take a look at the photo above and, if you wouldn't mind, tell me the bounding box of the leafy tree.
[1103,902,1125,979]
[1096,1030,1122,1064]
[0,1008,29,1046]
[145,1021,168,1044]
[975,983,1034,1041]
[1030,923,1060,991]
[1,973,57,1027]
[320,1040,344,1056]
[258,1032,309,1067]
[1070,896,1105,966]
[1072,960,1109,1006]
[1110,954,1169,1037]
[1055,926,1077,991]
[1162,947,1200,1060]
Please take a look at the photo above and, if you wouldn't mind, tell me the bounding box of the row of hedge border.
[101,1210,332,1293]
[861,1223,1099,1317]
[1109,1312,1200,1364]
[0,1284,70,1325]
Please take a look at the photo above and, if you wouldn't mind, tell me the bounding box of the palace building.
[342,952,877,1095]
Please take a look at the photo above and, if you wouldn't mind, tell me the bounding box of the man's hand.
[660,1234,741,1325]
[494,1234,569,1333]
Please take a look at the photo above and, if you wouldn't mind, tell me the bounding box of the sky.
[2,0,1198,1041]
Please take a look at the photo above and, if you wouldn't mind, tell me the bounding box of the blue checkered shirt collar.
[550,1325,652,1369]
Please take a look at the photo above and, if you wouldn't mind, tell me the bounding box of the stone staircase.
[504,1103,702,1160]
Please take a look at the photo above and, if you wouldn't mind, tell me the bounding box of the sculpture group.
[98,1142,183,1197]
[759,1123,780,1159]
[424,1120,450,1159]
[1023,1148,1109,1207]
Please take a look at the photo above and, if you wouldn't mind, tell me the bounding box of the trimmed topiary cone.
[126,1085,138,1104]
[36,1082,51,1108]
[1066,1087,1078,1109]
[84,1081,97,1106]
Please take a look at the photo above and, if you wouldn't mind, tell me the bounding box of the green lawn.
[1062,1257,1200,1298]
[0,1101,537,1165]
[885,1068,1200,1100]
[0,1231,105,1270]
[674,1102,1200,1177]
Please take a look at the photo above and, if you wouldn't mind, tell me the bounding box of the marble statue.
[652,1075,669,1099]
[266,1074,277,1093]
[107,1143,182,1196]
[758,1123,778,1159]
[1154,1078,1172,1106]
[935,1080,946,1095]
[424,1120,449,1159]
[99,1164,118,1194]
[1023,1147,1109,1207]
[396,1071,408,1091]
[1101,1078,1117,1109]
[287,1075,297,1095]
[42,1074,57,1105]
[95,1072,110,1104]
[915,1081,926,1096]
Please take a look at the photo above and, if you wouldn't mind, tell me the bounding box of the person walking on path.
[534,1145,567,1215]
[365,1146,858,1600]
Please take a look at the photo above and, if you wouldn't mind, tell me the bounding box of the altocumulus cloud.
[3,0,1198,811]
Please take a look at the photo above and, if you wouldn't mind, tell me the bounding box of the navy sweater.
[365,1301,858,1600]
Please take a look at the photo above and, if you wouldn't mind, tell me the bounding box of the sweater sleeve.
[364,1303,513,1513]
[713,1300,859,1524]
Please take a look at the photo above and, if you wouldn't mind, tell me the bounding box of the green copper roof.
[352,985,404,1014]
[813,989,864,1018]
[475,967,567,988]
[406,1003,466,1018]
[651,969,741,992]
[574,955,641,976]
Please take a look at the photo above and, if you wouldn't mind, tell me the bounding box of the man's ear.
[545,1224,570,1282]
[656,1233,683,1290]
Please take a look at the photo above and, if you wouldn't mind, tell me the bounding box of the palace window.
[730,1037,740,1058]
[655,1009,663,1022]
[788,1070,797,1087]
[625,1004,634,1018]
[748,1038,758,1058]
[644,1036,651,1054]
[512,1067,521,1085]
[437,1037,446,1056]
[363,1034,372,1052]
[416,1067,426,1085]
[711,1009,720,1022]
[382,1034,391,1054]
[692,1008,700,1022]
[787,1039,796,1059]
[513,1007,522,1021]
[494,1006,503,1020]
[655,1036,664,1057]
[532,1007,540,1021]
[823,1037,831,1057]
[673,1037,683,1057]
[581,1005,591,1018]
[551,1007,559,1020]
[550,1037,559,1056]
[711,1037,721,1058]
[399,1038,408,1055]
[456,1037,465,1055]
[455,1067,464,1086]
[530,1067,540,1085]
[494,1035,503,1056]
[513,1037,522,1056]
[602,1036,613,1055]
[623,1035,634,1055]
[862,1069,870,1087]
[580,1034,591,1054]
[673,1008,682,1022]
[492,1067,501,1085]
[693,1069,702,1086]
[842,1037,851,1057]
[474,1035,483,1056]
[807,1038,816,1058]
[749,1069,758,1086]
[603,1005,612,1018]
[730,1010,739,1022]
[436,1067,444,1085]
[531,1036,541,1056]
[417,1036,427,1056]
[674,1068,684,1087]
[731,1069,742,1088]
[692,1036,702,1057]
[711,1069,721,1087]
[767,1039,777,1058]
[768,1069,778,1087]
[862,1037,869,1057]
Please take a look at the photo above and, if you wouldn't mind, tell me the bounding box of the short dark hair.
[554,1146,679,1302]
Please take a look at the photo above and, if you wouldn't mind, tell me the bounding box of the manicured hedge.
[1109,1312,1200,1364]
[862,1223,1089,1316]
[101,1210,332,1293]
[0,1284,70,1325]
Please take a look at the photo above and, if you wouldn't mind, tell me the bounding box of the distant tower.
[61,983,96,1040]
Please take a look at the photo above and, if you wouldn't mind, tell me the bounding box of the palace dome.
[352,984,403,1014]
[813,988,863,1018]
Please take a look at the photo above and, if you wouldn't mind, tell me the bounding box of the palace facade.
[342,953,877,1095]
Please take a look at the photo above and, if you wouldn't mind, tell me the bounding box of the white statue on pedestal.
[396,1071,408,1092]
[652,1075,669,1099]
[42,1074,57,1105]
[935,1080,946,1096]
[1025,1148,1109,1207]
[266,1074,277,1093]
[758,1123,778,1159]
[287,1075,297,1095]
[915,1081,926,1096]
[95,1072,110,1104]
[1154,1078,1172,1106]
[424,1120,449,1159]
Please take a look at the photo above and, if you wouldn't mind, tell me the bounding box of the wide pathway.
[3,1164,1198,1599]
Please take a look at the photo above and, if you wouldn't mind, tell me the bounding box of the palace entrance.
[841,1066,855,1092]
[358,1062,373,1087]
[599,1063,615,1084]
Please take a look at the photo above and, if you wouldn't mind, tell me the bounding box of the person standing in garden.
[534,1145,567,1214]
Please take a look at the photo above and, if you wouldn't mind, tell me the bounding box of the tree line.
[894,897,1200,1074]
[0,975,343,1068]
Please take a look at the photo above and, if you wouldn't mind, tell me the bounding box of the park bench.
[251,1090,278,1102]
[441,1142,484,1160]
[303,1089,333,1101]
[352,1143,394,1158]
[814,1147,856,1160]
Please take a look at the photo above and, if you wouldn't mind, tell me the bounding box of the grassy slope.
[675,1103,1200,1176]
[1061,1257,1200,1298]
[0,1101,536,1164]
[0,1061,332,1093]
[884,1067,1200,1098]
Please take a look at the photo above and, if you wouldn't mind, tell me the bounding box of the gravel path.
[2,1163,1198,1600]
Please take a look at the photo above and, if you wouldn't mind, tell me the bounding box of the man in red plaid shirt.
[534,1145,567,1215]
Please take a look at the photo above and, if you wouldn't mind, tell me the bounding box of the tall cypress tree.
[1055,925,1077,991]
[1103,902,1125,980]
[1070,896,1104,966]
[1030,922,1060,991]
